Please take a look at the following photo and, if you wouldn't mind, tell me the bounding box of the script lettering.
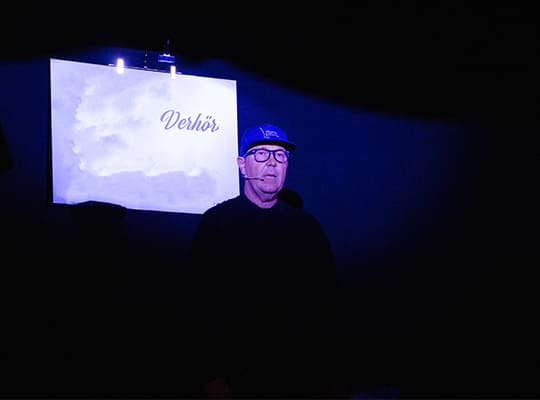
[160,110,220,132]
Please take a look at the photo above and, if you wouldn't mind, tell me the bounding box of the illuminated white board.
[50,58,239,214]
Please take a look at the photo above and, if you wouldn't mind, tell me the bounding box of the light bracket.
[158,39,176,65]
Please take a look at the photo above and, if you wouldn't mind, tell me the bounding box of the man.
[189,123,337,397]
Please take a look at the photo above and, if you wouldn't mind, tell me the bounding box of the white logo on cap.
[259,127,281,139]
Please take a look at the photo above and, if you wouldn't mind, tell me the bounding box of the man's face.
[237,144,289,198]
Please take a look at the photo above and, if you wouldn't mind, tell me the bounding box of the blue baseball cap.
[239,123,296,156]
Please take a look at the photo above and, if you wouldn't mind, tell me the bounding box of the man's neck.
[244,187,278,209]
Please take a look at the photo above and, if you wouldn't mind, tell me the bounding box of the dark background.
[1,3,537,398]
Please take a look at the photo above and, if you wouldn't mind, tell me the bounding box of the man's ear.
[237,156,246,176]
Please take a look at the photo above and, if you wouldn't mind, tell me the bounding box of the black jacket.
[188,193,337,396]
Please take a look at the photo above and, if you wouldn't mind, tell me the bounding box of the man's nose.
[267,153,278,165]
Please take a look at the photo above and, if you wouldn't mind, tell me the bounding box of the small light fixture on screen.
[170,65,176,79]
[116,58,125,74]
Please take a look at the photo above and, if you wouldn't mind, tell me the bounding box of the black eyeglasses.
[243,148,290,163]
